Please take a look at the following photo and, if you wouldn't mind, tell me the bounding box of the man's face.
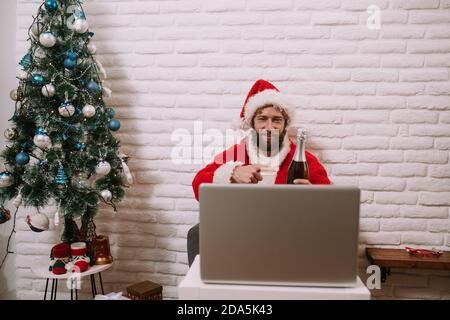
[252,106,287,152]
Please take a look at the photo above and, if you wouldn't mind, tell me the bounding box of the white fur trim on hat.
[234,89,295,130]
[213,161,244,183]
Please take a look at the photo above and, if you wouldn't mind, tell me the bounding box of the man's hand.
[230,165,263,184]
[293,179,311,185]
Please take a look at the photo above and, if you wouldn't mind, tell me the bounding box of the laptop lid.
[199,184,360,287]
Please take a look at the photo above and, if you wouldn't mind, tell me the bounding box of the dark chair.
[187,223,199,267]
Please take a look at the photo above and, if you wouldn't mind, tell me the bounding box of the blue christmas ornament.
[44,0,58,12]
[38,159,47,167]
[19,52,32,70]
[108,119,121,132]
[16,152,30,166]
[35,127,47,135]
[74,142,86,151]
[21,142,33,150]
[106,107,116,118]
[55,165,68,186]
[63,58,76,69]
[87,81,100,93]
[66,51,78,61]
[31,74,45,86]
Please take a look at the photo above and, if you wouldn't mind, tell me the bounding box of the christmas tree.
[0,0,132,247]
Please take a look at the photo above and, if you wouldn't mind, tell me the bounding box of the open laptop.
[199,184,360,287]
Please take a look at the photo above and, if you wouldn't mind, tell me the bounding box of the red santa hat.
[233,79,295,130]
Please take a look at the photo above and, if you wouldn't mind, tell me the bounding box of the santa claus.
[187,79,331,266]
[192,79,331,201]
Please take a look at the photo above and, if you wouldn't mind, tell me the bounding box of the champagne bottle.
[287,128,309,184]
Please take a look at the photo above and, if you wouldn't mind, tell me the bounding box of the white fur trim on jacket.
[233,89,295,130]
[245,131,291,171]
[213,161,244,184]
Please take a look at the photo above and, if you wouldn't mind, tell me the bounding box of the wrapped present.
[126,281,163,300]
[95,292,130,300]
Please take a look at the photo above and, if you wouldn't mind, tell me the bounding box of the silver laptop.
[199,184,360,287]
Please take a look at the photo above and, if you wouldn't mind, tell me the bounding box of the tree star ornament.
[95,160,111,176]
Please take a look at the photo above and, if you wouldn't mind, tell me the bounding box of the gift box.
[126,281,163,300]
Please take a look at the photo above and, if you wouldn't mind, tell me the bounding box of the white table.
[31,260,113,300]
[178,256,371,300]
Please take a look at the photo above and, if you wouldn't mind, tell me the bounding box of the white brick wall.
[10,0,450,300]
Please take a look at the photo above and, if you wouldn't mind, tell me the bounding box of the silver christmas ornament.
[100,190,112,202]
[17,69,28,80]
[34,47,46,59]
[73,18,89,34]
[58,101,75,117]
[39,32,56,48]
[0,172,13,188]
[87,42,96,54]
[10,89,18,101]
[41,83,56,97]
[95,160,111,176]
[82,104,96,118]
[33,133,52,150]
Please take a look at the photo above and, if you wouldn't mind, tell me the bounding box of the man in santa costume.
[187,79,331,266]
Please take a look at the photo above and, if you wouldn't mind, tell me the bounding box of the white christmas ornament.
[58,102,75,117]
[102,86,112,98]
[0,172,13,188]
[100,190,112,202]
[26,213,49,232]
[34,47,46,59]
[39,32,56,48]
[121,159,133,186]
[33,133,52,150]
[82,104,96,118]
[73,18,89,34]
[87,42,96,54]
[17,69,28,80]
[95,160,111,176]
[41,83,56,97]
[31,22,44,37]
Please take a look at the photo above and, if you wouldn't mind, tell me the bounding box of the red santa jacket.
[192,138,331,201]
